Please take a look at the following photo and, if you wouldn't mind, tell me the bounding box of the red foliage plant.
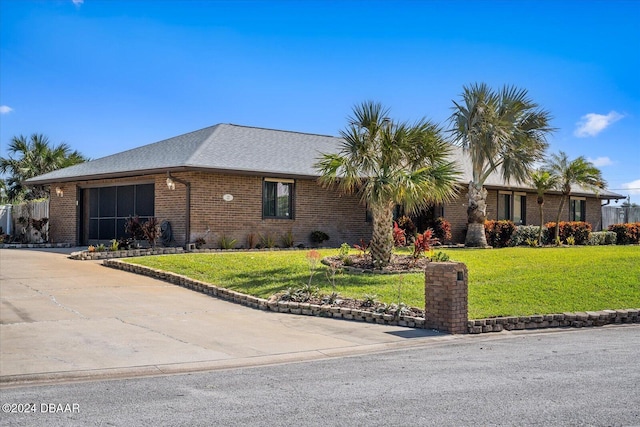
[607,222,640,244]
[484,220,516,248]
[393,221,407,247]
[353,239,370,256]
[413,229,438,259]
[545,221,592,245]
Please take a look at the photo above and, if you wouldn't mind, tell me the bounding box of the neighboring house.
[25,123,625,247]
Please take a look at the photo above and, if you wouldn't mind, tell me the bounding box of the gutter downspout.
[167,172,191,247]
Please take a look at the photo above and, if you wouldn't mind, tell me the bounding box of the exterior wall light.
[55,186,64,197]
[166,177,176,190]
[165,172,191,247]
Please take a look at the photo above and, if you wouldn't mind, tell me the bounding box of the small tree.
[0,133,87,202]
[530,170,559,245]
[449,83,554,247]
[316,101,459,267]
[544,152,605,242]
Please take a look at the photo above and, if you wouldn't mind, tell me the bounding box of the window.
[263,178,294,219]
[498,192,512,221]
[497,191,526,224]
[570,197,586,221]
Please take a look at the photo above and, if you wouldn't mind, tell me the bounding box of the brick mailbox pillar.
[425,262,468,334]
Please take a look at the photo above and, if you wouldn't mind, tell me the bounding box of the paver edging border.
[0,243,72,249]
[70,247,185,260]
[102,259,640,334]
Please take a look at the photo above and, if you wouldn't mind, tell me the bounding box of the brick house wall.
[442,188,604,243]
[48,171,372,247]
[48,172,605,246]
[171,171,371,248]
[48,183,78,244]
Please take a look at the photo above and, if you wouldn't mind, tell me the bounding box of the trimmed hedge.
[510,225,543,246]
[587,231,617,246]
[607,223,640,245]
[544,221,592,245]
[484,220,516,248]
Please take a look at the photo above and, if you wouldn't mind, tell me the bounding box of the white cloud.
[621,179,640,195]
[72,0,84,5]
[0,105,13,114]
[574,111,624,137]
[587,156,614,167]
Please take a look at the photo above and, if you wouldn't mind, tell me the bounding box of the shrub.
[353,239,370,256]
[258,233,276,248]
[484,220,516,248]
[430,250,450,262]
[393,222,406,247]
[218,234,238,249]
[125,216,146,242]
[310,230,329,245]
[280,231,294,248]
[397,215,416,237]
[338,243,350,262]
[545,221,592,245]
[413,229,437,259]
[587,231,617,246]
[427,217,452,243]
[509,225,543,246]
[608,223,640,244]
[195,237,206,249]
[246,233,256,249]
[141,217,160,248]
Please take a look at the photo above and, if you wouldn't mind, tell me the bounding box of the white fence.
[602,206,640,229]
[0,204,11,235]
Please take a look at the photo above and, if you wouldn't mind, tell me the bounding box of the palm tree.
[544,151,605,242]
[530,170,559,245]
[0,133,87,202]
[315,101,460,267]
[449,83,554,247]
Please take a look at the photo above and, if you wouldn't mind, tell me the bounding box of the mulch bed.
[269,254,429,318]
[323,254,431,273]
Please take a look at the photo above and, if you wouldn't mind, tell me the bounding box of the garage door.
[84,183,154,244]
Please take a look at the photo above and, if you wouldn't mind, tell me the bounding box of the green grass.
[123,246,640,319]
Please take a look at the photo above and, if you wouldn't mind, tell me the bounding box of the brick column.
[425,262,468,334]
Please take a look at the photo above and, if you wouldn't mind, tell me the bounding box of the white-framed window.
[262,178,294,219]
[497,191,526,225]
[570,197,586,222]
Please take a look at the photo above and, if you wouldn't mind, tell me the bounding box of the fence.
[0,200,50,242]
[0,205,11,235]
[602,206,640,229]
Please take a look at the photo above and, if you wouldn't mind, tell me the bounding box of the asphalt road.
[1,325,638,427]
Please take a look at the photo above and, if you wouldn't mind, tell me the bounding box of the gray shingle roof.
[26,124,342,183]
[26,123,624,199]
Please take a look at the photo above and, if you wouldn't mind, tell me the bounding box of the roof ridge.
[184,124,223,166]
[225,123,339,139]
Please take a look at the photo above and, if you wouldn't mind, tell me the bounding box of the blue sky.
[1,0,639,204]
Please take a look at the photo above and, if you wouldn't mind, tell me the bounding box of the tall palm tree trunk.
[370,202,395,268]
[537,197,544,245]
[465,182,490,247]
[554,195,567,243]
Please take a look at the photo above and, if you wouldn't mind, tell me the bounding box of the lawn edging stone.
[102,258,639,334]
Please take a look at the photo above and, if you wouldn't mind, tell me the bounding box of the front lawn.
[123,246,640,319]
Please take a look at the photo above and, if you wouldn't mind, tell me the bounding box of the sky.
[1,0,639,204]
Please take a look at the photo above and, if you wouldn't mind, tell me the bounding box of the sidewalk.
[0,248,450,386]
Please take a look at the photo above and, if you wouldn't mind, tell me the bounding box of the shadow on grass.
[216,268,311,298]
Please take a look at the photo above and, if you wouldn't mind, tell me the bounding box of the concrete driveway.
[0,248,447,386]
